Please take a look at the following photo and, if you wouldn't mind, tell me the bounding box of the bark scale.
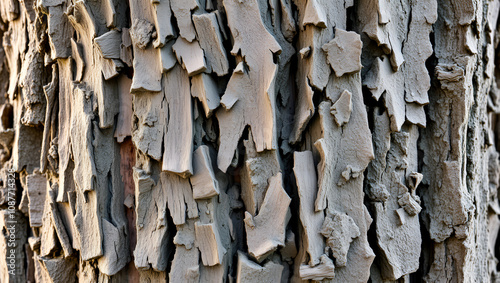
[0,0,498,282]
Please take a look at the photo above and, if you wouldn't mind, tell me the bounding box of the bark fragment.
[293,151,324,266]
[244,173,290,262]
[1,0,500,282]
[191,145,220,199]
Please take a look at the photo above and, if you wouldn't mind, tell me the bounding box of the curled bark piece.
[101,58,123,80]
[299,47,310,58]
[191,73,220,118]
[172,37,208,76]
[162,65,194,176]
[191,145,220,199]
[95,30,122,59]
[293,151,324,266]
[244,173,290,262]
[398,192,422,216]
[152,0,174,48]
[219,93,238,110]
[170,0,199,42]
[129,1,162,92]
[195,222,227,266]
[195,191,232,280]
[408,172,423,192]
[193,12,229,76]
[435,63,465,83]
[233,62,245,74]
[240,130,281,216]
[302,0,327,27]
[322,29,362,77]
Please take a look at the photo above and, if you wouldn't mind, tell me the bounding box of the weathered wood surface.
[0,0,500,282]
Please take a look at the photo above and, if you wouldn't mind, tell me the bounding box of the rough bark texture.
[1,0,500,282]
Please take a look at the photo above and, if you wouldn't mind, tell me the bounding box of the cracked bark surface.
[1,0,500,282]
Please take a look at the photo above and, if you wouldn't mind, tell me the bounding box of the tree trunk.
[0,0,499,282]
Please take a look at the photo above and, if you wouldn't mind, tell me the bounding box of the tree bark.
[0,0,499,282]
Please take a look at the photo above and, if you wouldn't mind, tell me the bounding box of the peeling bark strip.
[2,0,500,282]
